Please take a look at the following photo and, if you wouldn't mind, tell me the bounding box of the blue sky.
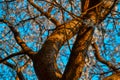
[0,0,120,80]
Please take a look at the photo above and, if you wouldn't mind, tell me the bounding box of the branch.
[28,0,61,26]
[20,59,31,71]
[30,0,118,79]
[0,58,16,69]
[0,30,11,39]
[92,43,119,72]
[0,51,25,63]
[0,19,35,55]
[61,27,94,80]
[50,0,78,18]
[81,0,118,24]
[15,15,39,26]
[0,0,15,3]
[0,57,25,80]
[103,72,120,80]
[32,18,82,80]
[16,59,30,80]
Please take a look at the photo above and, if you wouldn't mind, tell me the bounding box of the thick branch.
[32,18,82,80]
[92,43,119,72]
[61,27,94,80]
[0,19,35,55]
[30,0,118,80]
[81,0,118,24]
[28,0,61,26]
[103,72,120,80]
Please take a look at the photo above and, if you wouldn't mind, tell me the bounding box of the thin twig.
[28,0,61,26]
[0,51,25,63]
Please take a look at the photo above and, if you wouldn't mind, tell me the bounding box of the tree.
[0,0,120,80]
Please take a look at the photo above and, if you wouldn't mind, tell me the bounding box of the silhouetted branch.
[15,15,39,26]
[0,0,15,3]
[0,51,25,63]
[0,57,16,69]
[0,30,10,39]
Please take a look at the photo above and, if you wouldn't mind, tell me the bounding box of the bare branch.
[32,18,82,80]
[20,59,31,71]
[15,15,39,26]
[45,0,78,18]
[103,72,120,80]
[92,43,119,72]
[47,4,54,13]
[0,19,36,55]
[0,51,25,63]
[0,58,16,69]
[61,27,94,80]
[81,0,118,24]
[0,57,25,80]
[31,0,118,79]
[0,0,15,3]
[28,0,61,26]
[16,59,31,80]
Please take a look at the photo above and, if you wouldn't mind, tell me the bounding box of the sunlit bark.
[103,72,120,80]
[30,0,118,80]
[0,0,118,80]
[61,27,94,80]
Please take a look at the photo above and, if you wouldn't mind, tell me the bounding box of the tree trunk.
[61,27,94,80]
[31,19,83,80]
[29,0,118,80]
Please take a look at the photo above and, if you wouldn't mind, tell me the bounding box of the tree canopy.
[0,0,120,80]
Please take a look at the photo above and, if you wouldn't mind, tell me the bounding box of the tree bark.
[28,0,118,80]
[32,18,83,80]
[61,27,94,80]
[103,72,120,80]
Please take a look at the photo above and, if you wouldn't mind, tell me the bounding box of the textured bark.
[0,0,118,80]
[103,72,120,80]
[32,19,82,80]
[61,27,94,80]
[28,0,118,80]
